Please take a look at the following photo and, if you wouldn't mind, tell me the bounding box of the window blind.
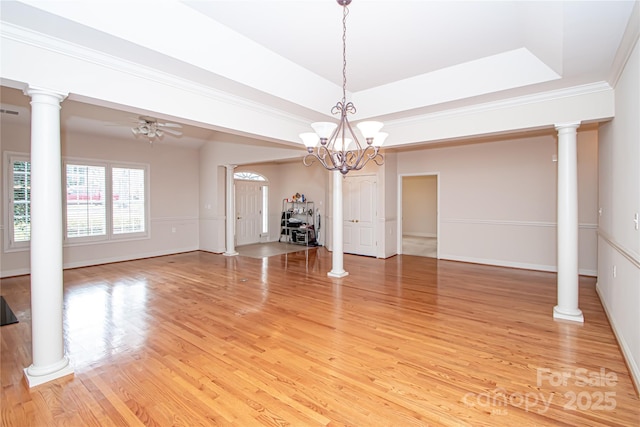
[12,159,31,242]
[112,167,145,234]
[66,164,106,238]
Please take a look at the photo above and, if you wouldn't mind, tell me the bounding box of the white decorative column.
[24,87,74,387]
[554,122,584,323]
[224,164,238,256]
[328,171,348,278]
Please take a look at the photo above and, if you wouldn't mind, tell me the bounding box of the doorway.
[399,174,438,258]
[343,174,377,257]
[234,172,268,247]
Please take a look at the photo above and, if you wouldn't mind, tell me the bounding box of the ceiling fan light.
[311,122,338,139]
[356,121,384,140]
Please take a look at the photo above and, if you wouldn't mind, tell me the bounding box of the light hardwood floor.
[1,249,638,426]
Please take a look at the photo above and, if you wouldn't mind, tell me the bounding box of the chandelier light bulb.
[356,121,384,141]
[311,122,338,140]
[334,138,353,151]
[373,132,388,147]
[300,132,320,152]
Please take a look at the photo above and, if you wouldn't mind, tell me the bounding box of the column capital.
[225,164,238,170]
[554,121,581,131]
[24,86,68,103]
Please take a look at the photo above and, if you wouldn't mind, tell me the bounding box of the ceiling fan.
[131,116,182,141]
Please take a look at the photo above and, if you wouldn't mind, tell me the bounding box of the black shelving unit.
[278,199,316,245]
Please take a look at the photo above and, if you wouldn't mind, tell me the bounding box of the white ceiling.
[0,0,637,148]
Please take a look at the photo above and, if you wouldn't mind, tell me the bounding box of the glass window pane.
[262,185,269,234]
[12,159,31,242]
[112,167,145,234]
[66,164,106,238]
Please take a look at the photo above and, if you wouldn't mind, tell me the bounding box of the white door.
[343,175,377,257]
[235,180,262,246]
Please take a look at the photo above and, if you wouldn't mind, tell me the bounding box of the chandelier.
[301,0,387,175]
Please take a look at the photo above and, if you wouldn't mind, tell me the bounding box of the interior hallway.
[403,235,437,258]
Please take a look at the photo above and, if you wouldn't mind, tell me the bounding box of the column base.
[553,305,584,323]
[24,356,74,388]
[328,270,348,278]
[223,251,239,257]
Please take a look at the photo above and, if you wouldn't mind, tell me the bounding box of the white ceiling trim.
[353,48,561,120]
[14,0,340,115]
[386,81,613,128]
[0,21,317,128]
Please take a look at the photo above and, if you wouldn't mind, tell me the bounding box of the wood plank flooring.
[1,249,638,426]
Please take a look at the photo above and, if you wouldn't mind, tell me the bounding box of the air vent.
[0,108,19,116]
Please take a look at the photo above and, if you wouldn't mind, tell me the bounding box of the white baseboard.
[63,246,199,270]
[0,247,200,278]
[439,254,597,276]
[596,282,640,397]
[1,267,30,278]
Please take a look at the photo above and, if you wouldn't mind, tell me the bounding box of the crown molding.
[0,22,314,128]
[384,81,613,128]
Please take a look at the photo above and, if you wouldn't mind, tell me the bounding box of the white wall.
[1,119,201,277]
[596,36,640,392]
[396,130,599,274]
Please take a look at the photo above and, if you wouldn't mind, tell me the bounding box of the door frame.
[233,171,269,246]
[397,173,440,257]
[343,173,378,257]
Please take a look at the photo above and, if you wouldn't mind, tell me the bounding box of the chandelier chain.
[341,4,348,105]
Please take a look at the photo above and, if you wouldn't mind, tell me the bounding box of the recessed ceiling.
[0,0,637,148]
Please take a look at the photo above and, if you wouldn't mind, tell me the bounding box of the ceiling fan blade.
[162,128,183,136]
[159,122,182,128]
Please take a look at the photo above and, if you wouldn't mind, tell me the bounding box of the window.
[5,153,149,250]
[65,163,106,238]
[261,185,269,234]
[6,154,31,248]
[112,167,146,235]
[234,171,266,181]
[64,161,148,242]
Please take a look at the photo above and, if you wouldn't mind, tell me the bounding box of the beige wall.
[597,36,640,390]
[1,119,200,277]
[396,130,599,274]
